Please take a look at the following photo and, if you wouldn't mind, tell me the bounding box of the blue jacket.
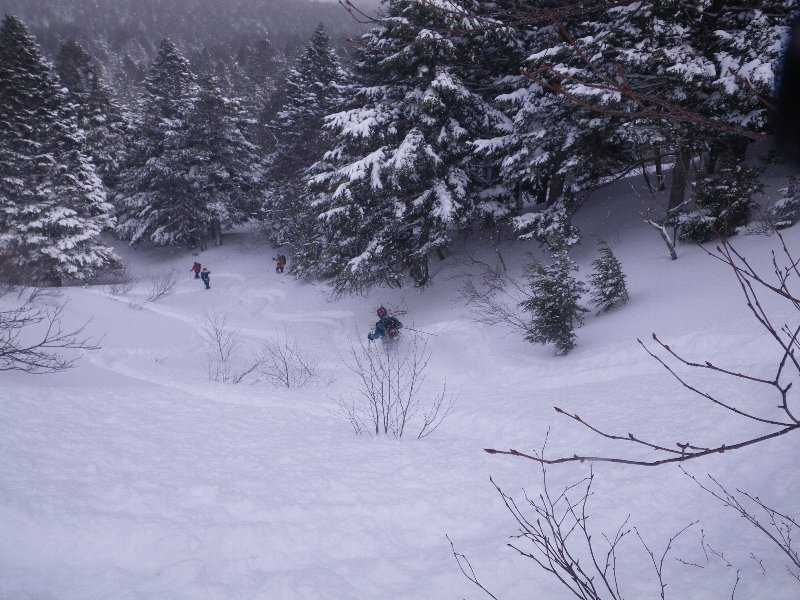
[368,315,402,340]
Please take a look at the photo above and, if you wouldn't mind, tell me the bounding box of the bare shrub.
[337,332,456,439]
[109,277,137,297]
[200,310,259,384]
[486,231,800,466]
[106,261,137,296]
[457,254,531,334]
[452,441,697,600]
[474,231,800,596]
[258,326,319,388]
[0,286,99,373]
[146,269,178,303]
[682,468,800,584]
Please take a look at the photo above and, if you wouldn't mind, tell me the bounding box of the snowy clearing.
[2,173,799,599]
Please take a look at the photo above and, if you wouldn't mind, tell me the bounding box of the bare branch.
[258,325,321,388]
[0,287,99,373]
[146,269,178,303]
[446,535,501,600]
[484,229,800,466]
[337,332,455,439]
[682,468,800,580]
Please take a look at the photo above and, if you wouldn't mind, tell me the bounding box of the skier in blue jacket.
[368,307,402,341]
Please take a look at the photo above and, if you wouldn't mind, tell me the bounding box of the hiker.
[190,261,201,279]
[274,254,287,273]
[200,267,211,289]
[368,306,402,341]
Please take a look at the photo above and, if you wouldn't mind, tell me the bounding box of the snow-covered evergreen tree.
[295,1,509,293]
[678,163,763,242]
[588,240,628,314]
[0,15,119,284]
[520,247,588,356]
[179,75,262,249]
[477,0,791,235]
[471,3,632,249]
[768,176,800,229]
[232,37,284,145]
[116,38,200,246]
[55,39,129,191]
[263,23,347,246]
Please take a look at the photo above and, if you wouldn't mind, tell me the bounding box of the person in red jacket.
[190,261,201,279]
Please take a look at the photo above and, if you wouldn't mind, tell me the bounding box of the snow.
[2,170,800,599]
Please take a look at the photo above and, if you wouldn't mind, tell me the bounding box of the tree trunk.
[211,218,222,246]
[654,145,665,190]
[410,256,430,287]
[536,175,549,205]
[547,173,565,206]
[668,145,691,214]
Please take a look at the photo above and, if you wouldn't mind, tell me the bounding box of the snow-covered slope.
[2,172,798,599]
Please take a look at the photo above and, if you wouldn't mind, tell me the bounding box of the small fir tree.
[678,163,764,242]
[768,176,800,229]
[520,248,588,356]
[588,240,629,313]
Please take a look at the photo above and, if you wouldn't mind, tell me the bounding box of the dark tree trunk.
[211,218,221,246]
[547,173,565,206]
[668,145,691,213]
[654,145,665,190]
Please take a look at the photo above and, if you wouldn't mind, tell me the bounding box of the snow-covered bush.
[588,240,629,313]
[678,164,763,242]
[768,176,800,229]
[107,274,137,297]
[520,248,588,356]
[338,333,455,439]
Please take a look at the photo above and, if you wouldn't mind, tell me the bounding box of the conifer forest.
[2,2,800,598]
[1,0,794,291]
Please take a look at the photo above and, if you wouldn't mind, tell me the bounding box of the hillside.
[1,166,799,599]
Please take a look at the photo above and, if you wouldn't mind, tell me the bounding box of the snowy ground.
[2,172,799,599]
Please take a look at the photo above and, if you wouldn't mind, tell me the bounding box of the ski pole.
[403,326,438,336]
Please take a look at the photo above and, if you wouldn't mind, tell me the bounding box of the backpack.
[385,316,402,338]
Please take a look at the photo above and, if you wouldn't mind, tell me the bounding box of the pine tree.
[588,240,628,314]
[55,39,129,191]
[0,15,119,284]
[520,248,588,356]
[295,1,509,293]
[263,23,347,246]
[678,164,764,242]
[768,176,800,229]
[471,3,627,248]
[116,38,200,246]
[179,75,262,249]
[232,37,284,144]
[477,1,791,232]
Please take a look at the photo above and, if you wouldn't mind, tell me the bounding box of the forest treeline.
[0,1,796,292]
